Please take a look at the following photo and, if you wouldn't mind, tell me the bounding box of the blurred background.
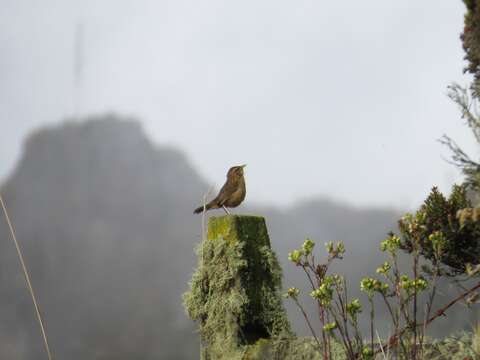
[0,1,479,359]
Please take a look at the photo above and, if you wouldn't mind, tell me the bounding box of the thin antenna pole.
[0,195,53,360]
[74,22,84,119]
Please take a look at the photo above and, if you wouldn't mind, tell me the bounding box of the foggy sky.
[0,0,477,209]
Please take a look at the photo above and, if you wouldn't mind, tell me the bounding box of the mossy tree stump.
[184,215,292,359]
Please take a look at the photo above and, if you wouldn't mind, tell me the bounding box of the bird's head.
[227,164,246,179]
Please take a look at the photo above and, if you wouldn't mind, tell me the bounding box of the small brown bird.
[194,164,247,215]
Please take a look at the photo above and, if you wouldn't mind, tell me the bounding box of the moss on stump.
[184,215,291,359]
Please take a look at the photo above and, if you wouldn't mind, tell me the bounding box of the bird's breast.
[224,178,246,207]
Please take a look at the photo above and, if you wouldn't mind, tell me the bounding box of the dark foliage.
[400,185,480,275]
[461,1,480,86]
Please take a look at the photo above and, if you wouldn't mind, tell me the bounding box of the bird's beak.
[240,164,247,168]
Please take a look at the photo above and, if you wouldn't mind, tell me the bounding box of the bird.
[193,164,246,215]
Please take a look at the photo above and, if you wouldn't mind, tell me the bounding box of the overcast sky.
[1,0,478,209]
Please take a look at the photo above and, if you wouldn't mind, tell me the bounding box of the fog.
[1,1,480,359]
[1,0,476,209]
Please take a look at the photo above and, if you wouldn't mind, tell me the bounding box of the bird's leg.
[222,206,231,215]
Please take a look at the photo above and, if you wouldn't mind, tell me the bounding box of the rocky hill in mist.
[0,115,471,359]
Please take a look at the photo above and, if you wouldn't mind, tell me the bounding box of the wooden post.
[184,215,291,359]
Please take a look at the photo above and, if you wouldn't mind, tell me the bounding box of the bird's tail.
[193,203,214,214]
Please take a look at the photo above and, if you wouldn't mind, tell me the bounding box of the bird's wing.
[214,180,237,206]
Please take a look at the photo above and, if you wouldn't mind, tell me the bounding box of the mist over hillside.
[0,116,472,359]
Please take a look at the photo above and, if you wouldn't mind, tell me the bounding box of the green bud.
[310,278,334,305]
[428,231,445,257]
[362,346,374,359]
[380,235,401,254]
[360,277,373,292]
[399,275,428,292]
[376,261,391,275]
[284,287,300,299]
[302,238,315,255]
[361,277,387,295]
[346,298,362,318]
[325,241,334,254]
[323,322,337,332]
[413,278,428,291]
[288,249,303,264]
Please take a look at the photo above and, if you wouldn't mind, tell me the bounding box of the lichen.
[183,215,291,359]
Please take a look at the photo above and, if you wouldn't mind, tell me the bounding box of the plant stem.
[369,296,374,355]
[377,280,480,355]
[0,195,54,360]
[294,299,322,351]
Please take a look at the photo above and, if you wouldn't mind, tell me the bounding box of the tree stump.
[184,215,291,359]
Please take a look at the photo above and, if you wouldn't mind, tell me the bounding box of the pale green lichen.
[183,215,291,359]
